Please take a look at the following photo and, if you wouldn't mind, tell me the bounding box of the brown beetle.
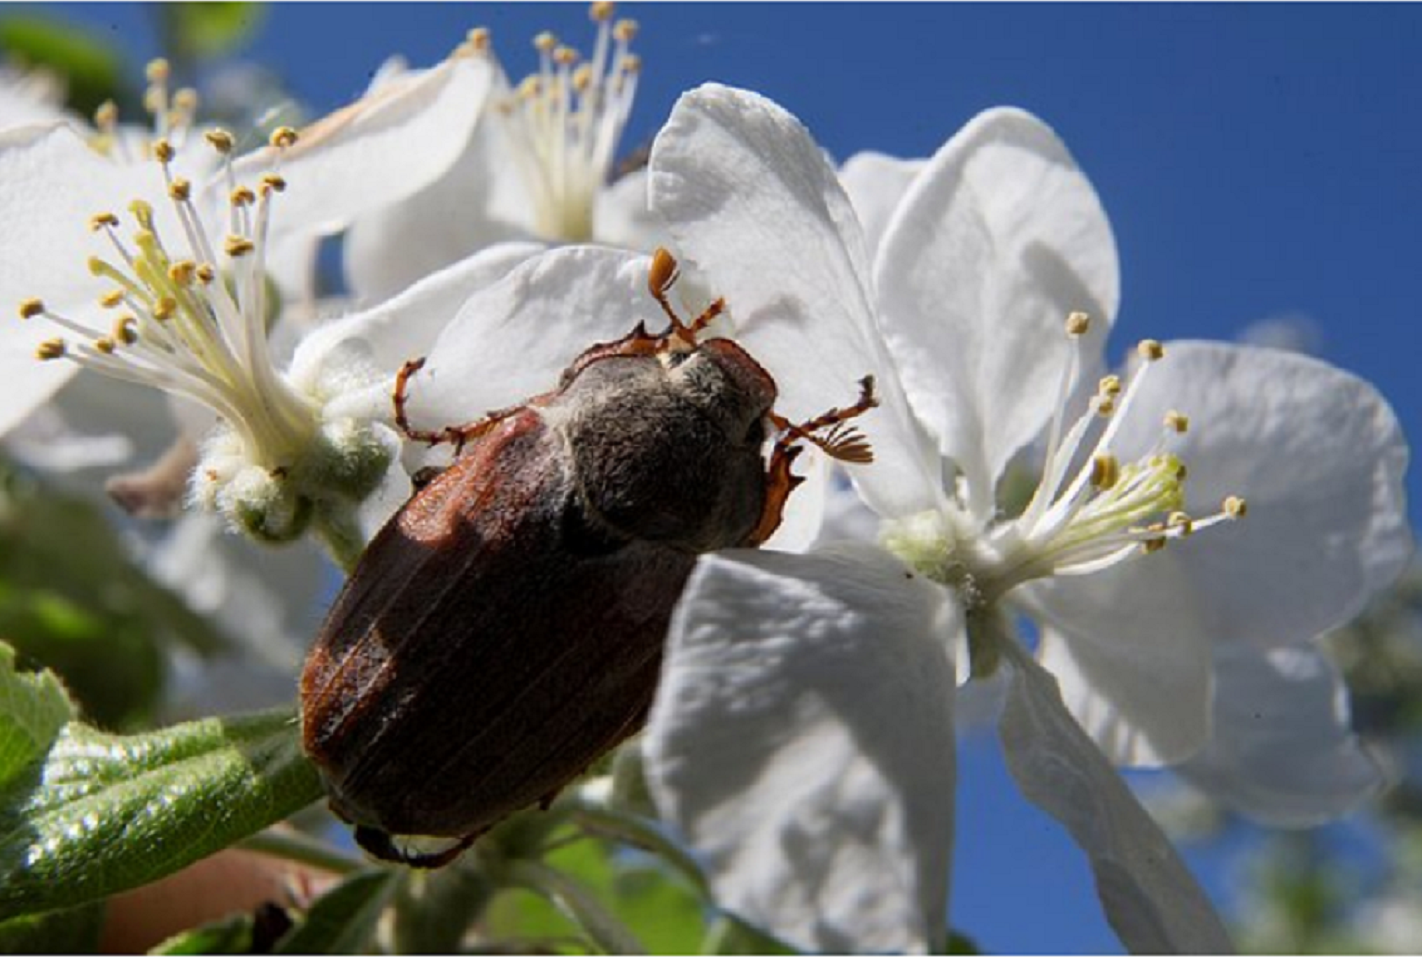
[299,249,877,866]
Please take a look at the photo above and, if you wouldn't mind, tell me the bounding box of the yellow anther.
[1176,463,1188,481]
[94,336,116,355]
[1065,311,1090,336]
[466,26,491,50]
[572,64,593,91]
[168,261,197,285]
[145,58,171,84]
[87,256,107,276]
[99,289,125,309]
[269,127,299,149]
[224,236,255,257]
[151,138,176,164]
[89,212,119,231]
[1098,374,1122,397]
[555,45,579,66]
[1090,453,1120,490]
[129,199,155,229]
[36,338,66,360]
[621,53,642,74]
[1095,397,1116,417]
[591,1,615,22]
[93,100,118,130]
[113,315,138,344]
[205,129,235,154]
[1143,537,1167,554]
[230,186,256,207]
[18,298,45,320]
[1137,339,1165,361]
[614,18,638,41]
[534,31,557,52]
[1167,511,1194,536]
[260,174,287,193]
[173,88,199,113]
[196,264,216,284]
[1223,495,1247,519]
[1164,410,1189,434]
[169,178,192,202]
[152,296,177,321]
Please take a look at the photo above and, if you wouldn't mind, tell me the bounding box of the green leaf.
[0,15,128,117]
[702,914,798,956]
[0,643,75,787]
[0,470,230,729]
[272,870,395,954]
[485,831,708,955]
[0,704,324,921]
[149,914,253,956]
[161,3,266,59]
[0,900,104,953]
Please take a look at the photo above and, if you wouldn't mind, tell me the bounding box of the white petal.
[998,645,1235,954]
[874,107,1119,506]
[291,240,543,405]
[1178,640,1383,827]
[1026,566,1215,767]
[593,167,668,252]
[0,124,154,435]
[343,91,540,304]
[645,546,959,954]
[1109,341,1413,648]
[837,150,927,257]
[233,53,496,241]
[414,245,657,423]
[650,83,943,519]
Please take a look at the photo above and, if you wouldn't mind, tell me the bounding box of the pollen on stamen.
[113,315,138,344]
[93,101,118,132]
[1224,495,1248,519]
[260,174,287,194]
[269,127,299,149]
[591,1,615,21]
[169,178,192,201]
[224,236,255,257]
[168,261,196,286]
[1168,511,1194,536]
[615,18,639,42]
[466,27,491,51]
[151,138,176,164]
[19,298,45,320]
[1099,374,1122,397]
[89,212,119,232]
[1090,453,1120,490]
[94,336,116,355]
[1065,311,1091,337]
[230,186,256,208]
[99,289,125,309]
[205,129,235,154]
[1137,339,1165,362]
[554,45,579,67]
[195,264,216,284]
[152,297,177,321]
[36,338,66,360]
[534,31,557,52]
[145,58,171,85]
[1165,410,1189,434]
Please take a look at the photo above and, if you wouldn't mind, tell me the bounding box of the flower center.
[19,124,396,557]
[884,314,1246,614]
[495,2,641,241]
[25,126,313,471]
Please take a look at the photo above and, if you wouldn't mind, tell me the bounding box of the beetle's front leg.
[745,376,880,546]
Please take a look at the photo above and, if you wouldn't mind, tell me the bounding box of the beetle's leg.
[393,358,520,456]
[647,247,725,345]
[745,376,880,546]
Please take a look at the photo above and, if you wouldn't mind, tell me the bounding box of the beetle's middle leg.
[393,358,521,457]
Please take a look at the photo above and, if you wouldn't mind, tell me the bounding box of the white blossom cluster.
[0,8,1410,954]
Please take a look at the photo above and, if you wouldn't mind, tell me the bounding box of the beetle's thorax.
[540,341,775,552]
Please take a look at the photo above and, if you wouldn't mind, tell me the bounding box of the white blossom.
[636,84,1411,954]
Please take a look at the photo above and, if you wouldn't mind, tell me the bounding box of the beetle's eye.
[663,349,691,369]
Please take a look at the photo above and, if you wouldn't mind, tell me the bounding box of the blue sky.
[38,3,1422,952]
